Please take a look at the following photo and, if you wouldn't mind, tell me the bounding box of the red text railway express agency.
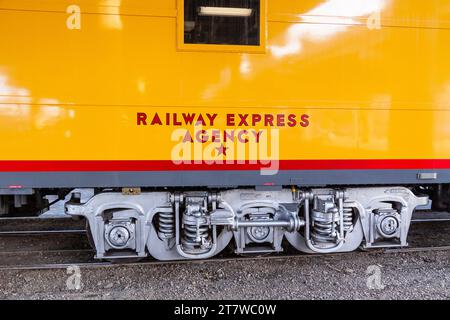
[136,112,310,128]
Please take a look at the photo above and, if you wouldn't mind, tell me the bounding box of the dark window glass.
[184,0,260,46]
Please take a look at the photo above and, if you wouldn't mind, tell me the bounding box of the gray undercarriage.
[65,187,428,261]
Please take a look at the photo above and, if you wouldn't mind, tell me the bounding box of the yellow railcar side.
[0,0,449,162]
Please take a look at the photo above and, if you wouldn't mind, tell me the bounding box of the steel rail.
[0,248,94,255]
[1,245,449,271]
[0,229,86,236]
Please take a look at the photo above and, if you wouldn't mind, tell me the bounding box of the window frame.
[177,0,267,53]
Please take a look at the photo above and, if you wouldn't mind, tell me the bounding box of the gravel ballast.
[0,250,449,300]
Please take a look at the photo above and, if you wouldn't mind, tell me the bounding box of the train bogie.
[65,187,428,261]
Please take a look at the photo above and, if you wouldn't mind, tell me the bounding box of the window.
[182,0,263,49]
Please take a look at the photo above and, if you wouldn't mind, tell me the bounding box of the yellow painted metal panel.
[0,0,449,162]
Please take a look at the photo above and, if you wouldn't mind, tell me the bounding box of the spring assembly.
[181,209,212,255]
[311,207,339,243]
[342,207,354,233]
[157,211,175,239]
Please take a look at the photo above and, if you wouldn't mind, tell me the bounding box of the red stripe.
[0,160,449,172]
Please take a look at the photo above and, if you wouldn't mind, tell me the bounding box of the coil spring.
[181,212,211,254]
[343,207,354,232]
[311,210,338,243]
[157,211,175,239]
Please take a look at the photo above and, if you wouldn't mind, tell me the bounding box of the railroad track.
[1,244,449,271]
[0,215,449,271]
[0,216,86,234]
[0,229,85,236]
